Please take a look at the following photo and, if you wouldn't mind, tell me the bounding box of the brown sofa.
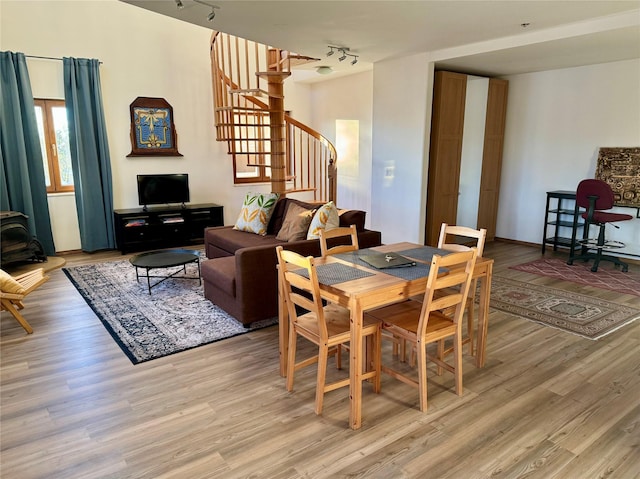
[201,198,383,325]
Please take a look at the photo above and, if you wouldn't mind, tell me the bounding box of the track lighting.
[175,0,184,9]
[326,45,359,66]
[192,0,220,22]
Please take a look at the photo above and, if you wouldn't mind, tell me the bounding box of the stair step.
[216,106,277,113]
[256,71,291,79]
[284,187,317,194]
[229,88,284,99]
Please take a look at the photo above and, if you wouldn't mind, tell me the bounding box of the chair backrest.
[276,246,329,340]
[576,179,614,210]
[437,223,487,257]
[319,225,359,257]
[417,249,478,337]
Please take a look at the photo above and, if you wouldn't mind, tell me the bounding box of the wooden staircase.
[210,32,337,202]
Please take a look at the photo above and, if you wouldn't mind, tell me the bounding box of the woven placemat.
[397,246,452,262]
[294,262,375,285]
[334,249,433,281]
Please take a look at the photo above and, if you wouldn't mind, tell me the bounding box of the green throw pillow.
[233,192,280,235]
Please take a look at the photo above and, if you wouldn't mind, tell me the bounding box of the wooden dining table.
[277,242,494,430]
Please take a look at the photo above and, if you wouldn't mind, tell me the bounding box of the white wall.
[1,0,313,252]
[371,53,433,244]
[499,59,640,256]
[307,70,373,225]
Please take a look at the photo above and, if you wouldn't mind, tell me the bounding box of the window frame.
[34,98,74,194]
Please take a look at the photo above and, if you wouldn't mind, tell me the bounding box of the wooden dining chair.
[437,223,486,356]
[367,249,477,412]
[276,246,381,415]
[0,268,50,334]
[319,224,361,366]
[319,224,359,257]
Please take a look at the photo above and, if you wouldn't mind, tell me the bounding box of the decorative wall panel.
[595,147,640,208]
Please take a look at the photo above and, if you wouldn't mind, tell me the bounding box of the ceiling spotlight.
[193,0,220,22]
[175,0,184,9]
[316,66,333,75]
[325,45,359,66]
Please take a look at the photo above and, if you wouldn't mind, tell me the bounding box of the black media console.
[114,203,223,254]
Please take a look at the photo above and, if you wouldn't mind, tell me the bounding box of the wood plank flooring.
[1,242,639,478]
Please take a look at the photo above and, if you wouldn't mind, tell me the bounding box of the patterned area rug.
[490,277,640,340]
[510,258,640,297]
[63,259,277,364]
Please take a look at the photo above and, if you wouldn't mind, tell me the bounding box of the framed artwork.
[127,97,183,157]
[595,147,640,208]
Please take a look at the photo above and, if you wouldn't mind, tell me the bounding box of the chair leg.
[373,327,382,393]
[286,326,298,392]
[454,334,463,396]
[436,340,445,376]
[416,340,428,412]
[466,296,475,357]
[1,299,34,334]
[315,343,329,415]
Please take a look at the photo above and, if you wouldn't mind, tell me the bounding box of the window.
[34,99,73,193]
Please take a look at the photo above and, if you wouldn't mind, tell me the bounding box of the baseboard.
[493,237,539,248]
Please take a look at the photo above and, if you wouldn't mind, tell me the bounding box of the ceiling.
[122,1,640,81]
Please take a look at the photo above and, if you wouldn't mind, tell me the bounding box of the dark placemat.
[397,246,452,263]
[294,262,375,286]
[334,249,433,281]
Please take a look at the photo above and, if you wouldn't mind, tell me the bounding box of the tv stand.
[114,203,223,254]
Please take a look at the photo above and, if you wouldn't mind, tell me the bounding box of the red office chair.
[567,179,633,272]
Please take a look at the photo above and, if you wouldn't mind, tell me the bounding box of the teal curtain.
[0,51,56,255]
[63,57,115,252]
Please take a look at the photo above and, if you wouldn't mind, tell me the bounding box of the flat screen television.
[137,174,190,209]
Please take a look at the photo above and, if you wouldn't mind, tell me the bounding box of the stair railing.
[210,31,336,202]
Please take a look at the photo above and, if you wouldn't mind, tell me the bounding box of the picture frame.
[127,97,183,157]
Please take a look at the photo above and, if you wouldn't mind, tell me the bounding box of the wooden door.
[477,79,508,241]
[425,71,467,246]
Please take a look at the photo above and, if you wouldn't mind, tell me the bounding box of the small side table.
[129,249,201,294]
[542,191,583,254]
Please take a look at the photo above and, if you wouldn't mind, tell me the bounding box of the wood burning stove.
[0,211,47,267]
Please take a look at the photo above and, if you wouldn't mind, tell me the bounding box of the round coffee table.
[129,249,201,294]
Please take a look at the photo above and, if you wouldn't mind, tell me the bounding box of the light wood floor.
[1,242,639,479]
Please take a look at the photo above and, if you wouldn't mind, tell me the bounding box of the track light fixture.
[192,0,220,21]
[326,45,359,66]
[175,0,184,9]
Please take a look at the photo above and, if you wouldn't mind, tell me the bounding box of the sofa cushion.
[268,198,320,235]
[338,209,366,231]
[209,227,285,255]
[307,201,340,239]
[233,192,280,235]
[201,256,236,297]
[275,202,316,242]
